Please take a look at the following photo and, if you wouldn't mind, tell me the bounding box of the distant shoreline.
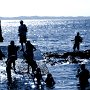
[0,16,90,20]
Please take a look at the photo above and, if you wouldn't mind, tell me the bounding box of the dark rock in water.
[61,50,90,59]
[44,49,90,59]
[43,52,61,59]
[43,50,90,65]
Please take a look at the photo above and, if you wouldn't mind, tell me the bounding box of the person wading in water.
[18,20,27,52]
[73,32,83,51]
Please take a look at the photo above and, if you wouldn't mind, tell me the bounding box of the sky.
[0,0,90,17]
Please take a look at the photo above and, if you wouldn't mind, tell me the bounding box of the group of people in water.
[0,20,90,89]
[0,20,55,88]
[72,31,90,88]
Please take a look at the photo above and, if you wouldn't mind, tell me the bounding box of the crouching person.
[45,73,55,88]
[6,55,16,84]
[34,68,44,88]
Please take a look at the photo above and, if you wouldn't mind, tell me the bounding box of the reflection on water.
[47,62,90,90]
[1,19,90,52]
[1,58,90,90]
[0,19,90,89]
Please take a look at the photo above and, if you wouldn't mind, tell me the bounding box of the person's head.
[20,20,23,25]
[10,40,14,45]
[36,68,41,73]
[81,64,85,70]
[47,73,52,78]
[26,41,31,45]
[77,32,80,36]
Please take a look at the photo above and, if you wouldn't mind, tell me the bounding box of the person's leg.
[27,64,29,73]
[21,35,27,52]
[73,44,76,51]
[6,68,12,83]
[20,35,24,52]
[77,44,80,51]
[13,60,16,72]
[21,42,24,52]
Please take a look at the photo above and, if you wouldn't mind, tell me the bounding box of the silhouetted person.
[6,55,16,83]
[34,68,43,87]
[25,41,36,73]
[31,60,38,73]
[73,32,82,51]
[76,64,90,89]
[18,20,27,52]
[0,49,5,60]
[0,20,3,42]
[8,41,19,71]
[45,73,55,88]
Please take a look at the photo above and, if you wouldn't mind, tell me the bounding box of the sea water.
[1,18,90,90]
[1,19,90,52]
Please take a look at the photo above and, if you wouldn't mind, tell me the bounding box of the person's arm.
[41,74,45,82]
[33,45,36,51]
[80,36,83,43]
[8,45,10,57]
[18,26,20,36]
[76,69,80,78]
[16,46,20,51]
[51,77,55,85]
[24,24,27,32]
[87,70,90,79]
[45,78,47,83]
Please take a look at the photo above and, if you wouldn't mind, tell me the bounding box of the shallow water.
[0,18,90,90]
[47,62,90,90]
[0,58,90,90]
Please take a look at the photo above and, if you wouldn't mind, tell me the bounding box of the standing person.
[6,55,16,84]
[8,41,19,72]
[25,41,36,73]
[0,20,4,42]
[18,20,27,52]
[76,64,90,89]
[73,32,83,51]
[45,73,55,88]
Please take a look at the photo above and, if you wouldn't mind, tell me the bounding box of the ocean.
[1,18,90,52]
[0,18,90,90]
